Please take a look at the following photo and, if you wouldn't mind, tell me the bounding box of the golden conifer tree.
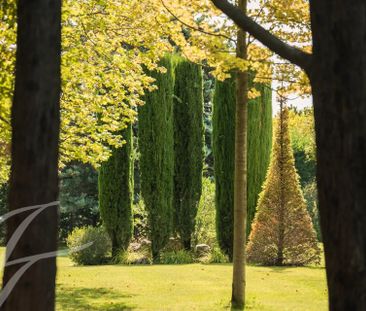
[246,102,320,266]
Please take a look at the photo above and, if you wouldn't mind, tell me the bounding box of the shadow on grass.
[57,286,136,310]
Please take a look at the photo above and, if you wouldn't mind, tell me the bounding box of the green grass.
[0,248,328,310]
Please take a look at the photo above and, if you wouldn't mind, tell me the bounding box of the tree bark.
[231,0,248,308]
[1,0,61,310]
[309,1,366,309]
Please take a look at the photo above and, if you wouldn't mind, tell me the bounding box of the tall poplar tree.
[247,105,320,266]
[99,125,134,257]
[173,58,204,250]
[139,56,174,261]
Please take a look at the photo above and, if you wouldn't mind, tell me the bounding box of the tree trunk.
[231,0,248,308]
[2,0,61,310]
[276,100,285,267]
[309,1,366,309]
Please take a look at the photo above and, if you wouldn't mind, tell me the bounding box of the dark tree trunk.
[1,0,61,310]
[309,1,366,309]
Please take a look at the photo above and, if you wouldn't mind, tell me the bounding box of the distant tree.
[247,105,320,266]
[173,58,204,250]
[99,125,133,256]
[59,162,99,242]
[139,56,174,261]
[212,75,272,260]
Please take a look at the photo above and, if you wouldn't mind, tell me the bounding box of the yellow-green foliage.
[247,107,320,266]
[66,226,111,265]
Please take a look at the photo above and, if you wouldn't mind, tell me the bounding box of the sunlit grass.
[55,256,328,310]
[0,247,328,310]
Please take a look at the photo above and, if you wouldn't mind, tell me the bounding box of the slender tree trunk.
[2,0,61,310]
[231,0,248,308]
[276,99,285,266]
[309,2,366,309]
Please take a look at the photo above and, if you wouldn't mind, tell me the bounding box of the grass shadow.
[57,286,136,310]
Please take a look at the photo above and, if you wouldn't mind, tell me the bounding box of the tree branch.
[161,0,236,43]
[211,0,312,71]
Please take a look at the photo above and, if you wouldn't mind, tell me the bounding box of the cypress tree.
[173,58,204,250]
[212,76,236,259]
[212,75,272,260]
[247,81,272,237]
[98,125,134,257]
[246,105,320,266]
[138,56,174,261]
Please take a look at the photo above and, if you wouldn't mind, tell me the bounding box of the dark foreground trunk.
[1,0,61,310]
[310,1,366,309]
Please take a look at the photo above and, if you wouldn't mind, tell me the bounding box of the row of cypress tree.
[213,74,272,261]
[98,57,273,262]
[98,55,204,261]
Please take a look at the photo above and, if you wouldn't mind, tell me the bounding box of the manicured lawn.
[0,248,328,310]
[55,255,328,311]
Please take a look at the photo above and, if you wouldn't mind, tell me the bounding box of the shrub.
[66,226,111,265]
[208,247,229,264]
[193,178,216,248]
[114,249,152,265]
[159,250,194,264]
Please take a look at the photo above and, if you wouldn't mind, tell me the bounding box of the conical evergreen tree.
[173,58,204,250]
[138,56,174,261]
[99,125,133,257]
[246,104,320,266]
